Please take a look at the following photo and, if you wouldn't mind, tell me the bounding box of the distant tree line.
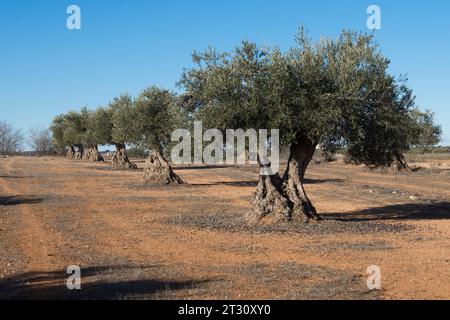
[0,121,61,156]
[0,121,23,155]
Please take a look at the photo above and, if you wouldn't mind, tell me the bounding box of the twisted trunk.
[66,146,75,160]
[112,143,137,169]
[251,137,320,223]
[252,172,291,223]
[143,150,183,185]
[282,139,320,221]
[391,150,412,172]
[83,145,104,162]
[74,146,83,160]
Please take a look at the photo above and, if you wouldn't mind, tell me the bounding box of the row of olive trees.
[51,86,185,184]
[50,27,441,222]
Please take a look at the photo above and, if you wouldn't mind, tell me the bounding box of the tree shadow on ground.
[0,265,212,300]
[94,166,143,172]
[304,178,345,185]
[323,202,450,222]
[175,165,235,170]
[0,175,32,179]
[190,178,345,187]
[0,196,44,206]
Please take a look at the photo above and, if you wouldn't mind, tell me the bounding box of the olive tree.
[180,28,426,223]
[134,86,183,184]
[51,113,75,159]
[81,107,105,162]
[55,111,85,160]
[109,94,138,169]
[409,108,442,153]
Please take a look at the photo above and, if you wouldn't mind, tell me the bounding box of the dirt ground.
[0,156,449,300]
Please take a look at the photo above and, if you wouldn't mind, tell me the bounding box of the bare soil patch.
[0,156,449,299]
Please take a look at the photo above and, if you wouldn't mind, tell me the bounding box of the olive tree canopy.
[109,94,138,169]
[179,28,432,222]
[134,86,184,184]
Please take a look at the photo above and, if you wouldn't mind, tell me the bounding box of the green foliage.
[48,26,441,168]
[50,109,89,149]
[179,41,282,134]
[110,94,137,145]
[72,106,110,148]
[133,86,182,153]
[62,110,86,147]
[409,108,442,150]
[179,27,440,167]
[126,145,149,158]
[49,89,187,156]
[89,107,113,146]
[79,107,95,146]
[50,114,67,148]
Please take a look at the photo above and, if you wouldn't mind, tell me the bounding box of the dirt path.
[0,157,449,299]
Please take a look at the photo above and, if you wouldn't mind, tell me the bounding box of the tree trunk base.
[66,147,75,160]
[143,151,183,185]
[391,153,412,173]
[284,180,321,222]
[83,146,104,162]
[74,151,83,160]
[112,145,137,169]
[250,140,322,224]
[251,174,291,223]
[112,155,138,169]
[250,176,321,224]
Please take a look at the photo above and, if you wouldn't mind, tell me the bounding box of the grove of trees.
[51,86,185,185]
[49,27,442,223]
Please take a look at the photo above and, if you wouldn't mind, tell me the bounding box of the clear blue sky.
[1,0,449,146]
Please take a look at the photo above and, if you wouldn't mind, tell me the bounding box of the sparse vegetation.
[0,121,23,155]
[28,127,54,155]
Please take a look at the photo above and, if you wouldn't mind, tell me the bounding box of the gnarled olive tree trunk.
[74,145,84,160]
[112,143,137,169]
[252,137,320,223]
[83,145,104,162]
[252,172,292,223]
[391,150,412,172]
[143,150,183,185]
[282,139,320,221]
[66,146,76,160]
